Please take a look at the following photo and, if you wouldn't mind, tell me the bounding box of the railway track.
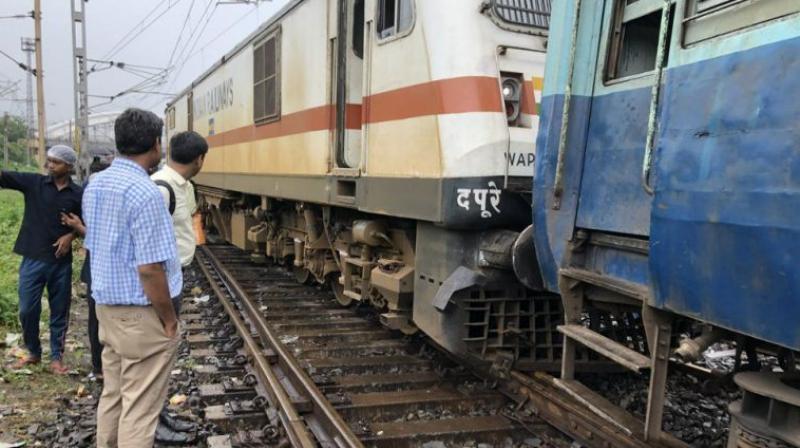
[191,244,562,447]
[185,244,689,447]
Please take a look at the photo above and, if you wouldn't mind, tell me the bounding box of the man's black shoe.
[154,423,196,445]
[159,409,197,432]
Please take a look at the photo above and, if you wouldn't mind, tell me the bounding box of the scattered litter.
[169,394,188,406]
[4,333,21,347]
[10,369,33,376]
[703,349,737,360]
[280,335,299,345]
[76,385,87,398]
[190,286,203,296]
[192,295,210,304]
[171,369,182,376]
[0,441,26,448]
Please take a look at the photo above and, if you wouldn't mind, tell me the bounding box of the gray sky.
[0,0,290,127]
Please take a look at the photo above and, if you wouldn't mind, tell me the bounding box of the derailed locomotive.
[535,0,800,444]
[165,0,559,369]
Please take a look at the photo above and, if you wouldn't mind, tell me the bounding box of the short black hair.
[89,157,111,174]
[114,108,163,156]
[169,131,209,164]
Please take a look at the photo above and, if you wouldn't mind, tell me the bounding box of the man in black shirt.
[0,145,83,374]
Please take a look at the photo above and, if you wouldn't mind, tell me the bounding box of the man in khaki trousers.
[82,109,183,447]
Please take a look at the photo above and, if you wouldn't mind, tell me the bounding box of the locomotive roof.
[167,0,304,108]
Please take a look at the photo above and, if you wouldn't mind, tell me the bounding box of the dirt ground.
[0,283,102,446]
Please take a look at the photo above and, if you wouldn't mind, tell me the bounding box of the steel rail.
[200,245,364,448]
[508,371,688,448]
[196,249,317,448]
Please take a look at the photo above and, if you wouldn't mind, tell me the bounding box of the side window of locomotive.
[377,0,414,41]
[253,29,281,124]
[353,0,365,58]
[605,0,674,82]
[683,0,800,46]
[166,107,176,130]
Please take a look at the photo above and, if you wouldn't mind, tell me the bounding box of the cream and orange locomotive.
[166,0,555,368]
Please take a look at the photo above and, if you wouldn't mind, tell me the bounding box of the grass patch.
[0,190,24,330]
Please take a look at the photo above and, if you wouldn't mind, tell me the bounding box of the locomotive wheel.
[329,276,353,307]
[293,266,312,284]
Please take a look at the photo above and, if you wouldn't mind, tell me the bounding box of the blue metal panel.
[586,246,649,286]
[533,93,594,292]
[576,87,653,236]
[650,36,800,350]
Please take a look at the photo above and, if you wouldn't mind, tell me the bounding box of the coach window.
[166,107,176,130]
[377,0,414,41]
[353,0,365,58]
[253,29,281,124]
[683,0,800,46]
[605,0,674,82]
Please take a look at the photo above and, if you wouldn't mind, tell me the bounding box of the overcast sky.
[0,0,290,127]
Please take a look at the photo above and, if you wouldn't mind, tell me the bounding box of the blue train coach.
[528,0,800,444]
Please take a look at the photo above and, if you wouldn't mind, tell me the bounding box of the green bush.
[0,190,24,328]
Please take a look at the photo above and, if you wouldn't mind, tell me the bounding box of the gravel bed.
[579,367,740,447]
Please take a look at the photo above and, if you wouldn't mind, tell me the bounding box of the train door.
[331,0,365,172]
[573,0,674,237]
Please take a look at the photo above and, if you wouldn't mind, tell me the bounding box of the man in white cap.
[0,145,83,374]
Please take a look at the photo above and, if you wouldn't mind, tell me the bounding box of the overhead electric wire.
[156,1,259,110]
[168,1,218,86]
[101,0,171,59]
[0,12,33,20]
[0,48,34,74]
[168,0,216,72]
[167,0,198,68]
[102,0,186,61]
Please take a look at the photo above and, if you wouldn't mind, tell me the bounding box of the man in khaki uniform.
[149,130,207,443]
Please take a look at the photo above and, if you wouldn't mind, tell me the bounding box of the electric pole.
[21,38,35,166]
[70,0,89,172]
[34,0,46,169]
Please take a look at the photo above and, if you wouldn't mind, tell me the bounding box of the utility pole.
[21,38,35,166]
[34,0,47,169]
[70,0,89,172]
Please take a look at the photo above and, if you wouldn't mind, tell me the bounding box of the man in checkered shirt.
[82,108,183,448]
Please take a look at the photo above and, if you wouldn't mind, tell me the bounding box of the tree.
[0,114,33,168]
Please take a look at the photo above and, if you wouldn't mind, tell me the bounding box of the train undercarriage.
[196,185,573,372]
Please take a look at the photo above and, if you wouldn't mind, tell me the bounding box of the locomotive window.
[166,107,176,130]
[353,0,365,59]
[377,0,414,41]
[253,29,281,124]
[683,0,800,46]
[606,0,673,81]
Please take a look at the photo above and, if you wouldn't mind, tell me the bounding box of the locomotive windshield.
[490,0,551,29]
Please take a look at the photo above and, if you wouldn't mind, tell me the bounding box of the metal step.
[560,267,648,301]
[558,323,650,372]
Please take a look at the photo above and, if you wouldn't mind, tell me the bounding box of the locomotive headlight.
[501,75,522,125]
[502,78,521,101]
